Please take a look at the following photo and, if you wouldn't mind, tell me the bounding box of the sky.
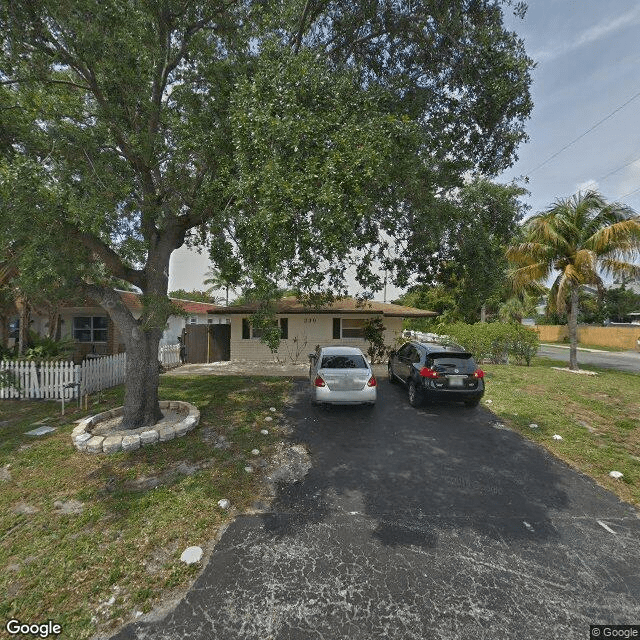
[169,0,640,300]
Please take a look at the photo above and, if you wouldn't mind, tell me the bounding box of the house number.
[304,318,316,323]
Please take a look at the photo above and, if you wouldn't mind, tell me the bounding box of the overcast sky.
[169,1,640,299]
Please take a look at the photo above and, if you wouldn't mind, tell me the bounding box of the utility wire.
[526,88,640,175]
[598,154,640,182]
[616,184,640,201]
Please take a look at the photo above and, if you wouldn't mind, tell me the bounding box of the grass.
[483,357,640,508]
[0,375,292,640]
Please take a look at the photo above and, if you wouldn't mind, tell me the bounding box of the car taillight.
[314,376,326,387]
[473,369,485,379]
[419,367,438,379]
[367,376,377,387]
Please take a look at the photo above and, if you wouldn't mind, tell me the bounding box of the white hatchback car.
[308,346,377,406]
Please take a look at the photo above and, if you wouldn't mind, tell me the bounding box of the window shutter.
[280,318,288,339]
[242,318,250,339]
[332,318,341,339]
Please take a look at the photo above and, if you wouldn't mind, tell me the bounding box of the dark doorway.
[183,324,231,363]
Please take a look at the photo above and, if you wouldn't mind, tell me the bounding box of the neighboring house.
[629,311,640,325]
[206,296,437,363]
[15,290,228,362]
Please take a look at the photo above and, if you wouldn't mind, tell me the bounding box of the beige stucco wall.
[535,325,640,350]
[229,314,404,363]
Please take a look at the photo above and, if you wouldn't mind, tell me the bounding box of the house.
[205,296,437,363]
[16,291,227,362]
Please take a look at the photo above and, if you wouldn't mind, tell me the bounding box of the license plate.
[448,376,465,387]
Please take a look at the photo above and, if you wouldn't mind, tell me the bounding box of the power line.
[526,88,640,176]
[598,154,640,182]
[616,184,640,201]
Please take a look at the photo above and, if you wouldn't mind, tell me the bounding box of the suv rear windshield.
[321,354,367,369]
[427,353,476,374]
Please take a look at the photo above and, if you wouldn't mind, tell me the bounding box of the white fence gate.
[159,344,181,368]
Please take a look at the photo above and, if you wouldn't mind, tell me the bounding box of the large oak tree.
[0,0,533,428]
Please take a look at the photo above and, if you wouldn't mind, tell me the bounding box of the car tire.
[388,363,397,383]
[465,398,481,408]
[408,380,423,407]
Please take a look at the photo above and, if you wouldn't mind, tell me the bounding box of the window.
[242,318,288,340]
[73,316,108,342]
[188,317,197,324]
[332,318,366,339]
[321,354,367,369]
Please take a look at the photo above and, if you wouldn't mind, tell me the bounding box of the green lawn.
[483,357,640,508]
[0,375,292,640]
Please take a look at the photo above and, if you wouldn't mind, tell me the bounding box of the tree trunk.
[17,298,29,356]
[120,327,164,429]
[568,285,579,370]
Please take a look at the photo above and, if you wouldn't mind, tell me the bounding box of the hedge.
[438,322,539,366]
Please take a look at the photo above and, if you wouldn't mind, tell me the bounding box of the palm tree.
[506,190,640,370]
[203,267,239,306]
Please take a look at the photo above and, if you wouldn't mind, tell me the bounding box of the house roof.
[117,291,223,315]
[61,290,224,315]
[207,296,436,318]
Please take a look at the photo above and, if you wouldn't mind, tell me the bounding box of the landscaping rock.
[251,449,260,455]
[102,435,123,454]
[157,426,176,442]
[217,499,230,509]
[180,546,203,564]
[0,465,11,482]
[25,426,57,437]
[86,436,105,453]
[529,423,539,430]
[121,434,141,451]
[609,471,624,479]
[244,466,254,473]
[54,499,84,515]
[264,416,273,422]
[552,434,563,440]
[260,429,269,435]
[140,430,159,445]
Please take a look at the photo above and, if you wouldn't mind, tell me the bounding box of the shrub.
[439,322,539,366]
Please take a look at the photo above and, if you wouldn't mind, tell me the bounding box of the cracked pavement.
[109,379,640,639]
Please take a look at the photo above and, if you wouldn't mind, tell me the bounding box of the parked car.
[388,342,484,408]
[308,346,377,406]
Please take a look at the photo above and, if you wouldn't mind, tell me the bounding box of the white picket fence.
[0,344,183,401]
[159,344,181,368]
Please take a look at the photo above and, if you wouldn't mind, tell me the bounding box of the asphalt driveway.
[110,379,640,640]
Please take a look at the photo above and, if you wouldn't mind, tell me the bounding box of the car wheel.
[465,398,481,408]
[408,380,423,407]
[388,362,397,383]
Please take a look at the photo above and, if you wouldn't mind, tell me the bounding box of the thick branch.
[66,226,145,289]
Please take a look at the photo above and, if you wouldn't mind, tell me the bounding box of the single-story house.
[205,296,437,363]
[15,290,228,362]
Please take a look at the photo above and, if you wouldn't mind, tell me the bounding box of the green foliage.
[362,316,387,363]
[440,322,539,366]
[397,179,529,322]
[604,285,640,323]
[169,290,223,304]
[22,332,74,361]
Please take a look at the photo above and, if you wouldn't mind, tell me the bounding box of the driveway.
[110,380,640,640]
[538,344,640,374]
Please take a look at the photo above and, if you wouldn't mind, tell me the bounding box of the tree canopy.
[0,0,534,427]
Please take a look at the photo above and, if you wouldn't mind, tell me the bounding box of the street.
[538,344,640,374]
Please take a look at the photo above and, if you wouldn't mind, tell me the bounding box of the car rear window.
[428,353,476,373]
[321,354,367,369]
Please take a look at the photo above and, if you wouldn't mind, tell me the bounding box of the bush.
[439,322,539,366]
